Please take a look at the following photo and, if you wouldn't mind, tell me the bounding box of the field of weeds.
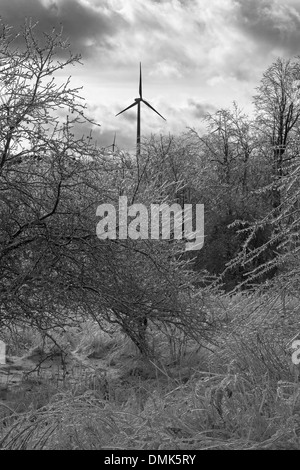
[1,292,300,450]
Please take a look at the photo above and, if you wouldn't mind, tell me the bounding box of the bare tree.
[254,58,300,209]
[0,21,215,356]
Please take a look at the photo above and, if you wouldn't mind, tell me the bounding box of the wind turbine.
[105,132,117,152]
[116,63,166,156]
[103,132,117,154]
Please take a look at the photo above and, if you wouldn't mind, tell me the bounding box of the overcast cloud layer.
[1,0,300,151]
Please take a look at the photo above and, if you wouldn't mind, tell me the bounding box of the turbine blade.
[142,99,166,121]
[113,132,116,146]
[116,101,138,116]
[139,62,142,98]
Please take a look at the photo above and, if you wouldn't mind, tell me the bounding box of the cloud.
[233,0,300,56]
[0,0,127,58]
[188,100,217,119]
[2,0,299,152]
[3,0,298,78]
[149,60,183,79]
[0,0,263,80]
[115,106,137,124]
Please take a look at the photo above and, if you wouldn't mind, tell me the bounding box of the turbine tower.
[116,63,166,156]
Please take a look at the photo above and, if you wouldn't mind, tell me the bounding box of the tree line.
[1,21,299,355]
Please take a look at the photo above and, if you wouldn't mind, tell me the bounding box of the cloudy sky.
[2,0,300,152]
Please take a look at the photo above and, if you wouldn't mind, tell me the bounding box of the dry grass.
[1,292,300,450]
